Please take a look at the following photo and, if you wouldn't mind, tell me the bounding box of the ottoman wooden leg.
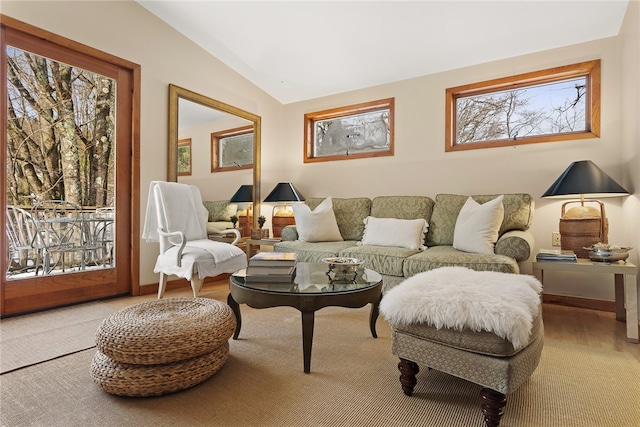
[481,387,507,427]
[398,358,420,396]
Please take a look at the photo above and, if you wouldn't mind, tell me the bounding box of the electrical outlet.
[552,232,561,247]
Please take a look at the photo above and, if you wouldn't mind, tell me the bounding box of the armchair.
[142,181,247,298]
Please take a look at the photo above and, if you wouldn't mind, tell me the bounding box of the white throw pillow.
[359,217,428,250]
[291,197,343,242]
[453,195,504,254]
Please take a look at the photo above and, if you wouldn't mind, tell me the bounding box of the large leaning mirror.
[168,84,261,227]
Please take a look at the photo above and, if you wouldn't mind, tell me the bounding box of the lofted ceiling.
[137,1,629,105]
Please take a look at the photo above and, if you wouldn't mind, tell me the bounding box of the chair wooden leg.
[481,387,507,427]
[157,273,168,299]
[190,276,203,297]
[398,358,420,396]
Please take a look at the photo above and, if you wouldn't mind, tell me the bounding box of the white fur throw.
[380,267,542,350]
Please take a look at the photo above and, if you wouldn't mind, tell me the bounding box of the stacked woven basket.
[90,297,236,397]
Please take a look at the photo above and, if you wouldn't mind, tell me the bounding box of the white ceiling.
[138,1,629,105]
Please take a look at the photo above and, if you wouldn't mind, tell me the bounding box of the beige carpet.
[0,301,115,374]
[1,299,639,427]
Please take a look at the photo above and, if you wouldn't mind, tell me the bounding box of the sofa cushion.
[203,200,237,222]
[427,193,534,247]
[339,245,419,277]
[292,197,343,242]
[360,217,428,250]
[370,196,435,221]
[274,240,359,263]
[403,245,519,277]
[453,195,504,254]
[304,197,372,241]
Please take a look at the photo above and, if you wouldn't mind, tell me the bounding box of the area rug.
[1,302,638,427]
[0,301,115,374]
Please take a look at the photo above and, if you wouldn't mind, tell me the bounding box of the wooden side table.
[245,238,281,260]
[532,259,638,343]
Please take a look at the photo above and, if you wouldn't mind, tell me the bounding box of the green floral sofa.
[274,194,535,292]
[202,200,238,234]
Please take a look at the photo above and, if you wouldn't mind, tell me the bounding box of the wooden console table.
[532,259,638,343]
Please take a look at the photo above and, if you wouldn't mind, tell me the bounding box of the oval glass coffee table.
[228,262,383,373]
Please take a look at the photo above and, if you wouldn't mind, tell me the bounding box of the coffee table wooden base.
[227,283,382,373]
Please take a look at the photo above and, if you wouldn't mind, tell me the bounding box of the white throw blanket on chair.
[142,181,208,242]
[380,267,542,350]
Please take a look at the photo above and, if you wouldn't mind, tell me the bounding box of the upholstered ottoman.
[380,267,543,427]
[90,297,236,397]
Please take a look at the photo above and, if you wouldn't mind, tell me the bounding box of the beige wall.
[3,1,638,306]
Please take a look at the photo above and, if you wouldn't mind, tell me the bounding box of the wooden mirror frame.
[168,84,261,227]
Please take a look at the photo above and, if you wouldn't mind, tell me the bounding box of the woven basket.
[95,297,236,365]
[90,343,229,397]
[559,200,608,259]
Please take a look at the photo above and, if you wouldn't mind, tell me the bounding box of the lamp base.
[560,218,608,258]
[272,215,296,238]
[559,200,608,258]
[238,213,252,237]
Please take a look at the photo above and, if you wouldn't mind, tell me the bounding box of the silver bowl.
[583,246,632,263]
[322,257,364,274]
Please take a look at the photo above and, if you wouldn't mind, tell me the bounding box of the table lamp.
[263,182,305,237]
[541,160,629,257]
[229,184,253,217]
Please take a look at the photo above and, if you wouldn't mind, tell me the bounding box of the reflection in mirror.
[210,124,253,172]
[168,84,261,227]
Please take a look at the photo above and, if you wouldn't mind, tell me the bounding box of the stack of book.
[246,252,297,283]
[535,249,577,263]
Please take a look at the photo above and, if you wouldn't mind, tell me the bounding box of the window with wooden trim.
[445,60,600,152]
[304,98,394,163]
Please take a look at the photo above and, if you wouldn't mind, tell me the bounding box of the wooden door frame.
[0,15,140,316]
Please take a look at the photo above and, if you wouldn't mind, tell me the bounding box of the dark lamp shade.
[263,182,305,203]
[541,160,629,199]
[229,185,253,203]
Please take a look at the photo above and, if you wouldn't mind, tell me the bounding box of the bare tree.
[456,90,544,143]
[6,48,115,207]
[455,81,586,145]
[545,84,586,133]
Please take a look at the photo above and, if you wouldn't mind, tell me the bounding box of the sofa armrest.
[280,225,299,241]
[495,230,535,262]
